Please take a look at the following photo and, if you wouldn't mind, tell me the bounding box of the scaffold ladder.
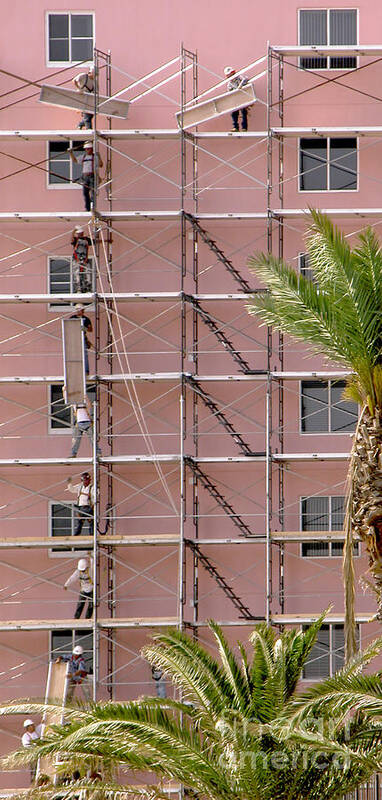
[186,458,255,538]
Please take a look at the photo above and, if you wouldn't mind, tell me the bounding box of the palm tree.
[2,617,382,800]
[246,210,382,659]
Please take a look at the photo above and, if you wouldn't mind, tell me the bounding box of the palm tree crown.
[246,211,382,656]
[2,618,382,800]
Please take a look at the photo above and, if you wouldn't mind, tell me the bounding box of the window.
[301,495,359,557]
[301,380,358,433]
[49,500,94,555]
[47,13,94,64]
[299,138,357,191]
[50,385,71,432]
[48,256,95,306]
[49,384,96,431]
[51,629,93,674]
[298,252,315,282]
[48,141,82,186]
[303,624,358,678]
[299,9,357,70]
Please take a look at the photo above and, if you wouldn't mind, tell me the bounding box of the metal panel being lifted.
[62,317,86,404]
[176,83,256,129]
[39,84,129,119]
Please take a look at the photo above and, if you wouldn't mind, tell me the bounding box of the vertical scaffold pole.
[277,50,285,617]
[92,399,99,702]
[265,376,272,625]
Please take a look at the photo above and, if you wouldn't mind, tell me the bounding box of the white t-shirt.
[76,406,91,424]
[22,726,41,747]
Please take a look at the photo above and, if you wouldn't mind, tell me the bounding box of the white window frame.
[46,11,95,67]
[47,255,95,310]
[50,629,94,674]
[299,379,358,434]
[301,623,360,680]
[297,137,358,193]
[299,495,360,558]
[46,140,83,190]
[298,8,359,71]
[48,384,72,435]
[48,499,91,558]
[298,251,315,281]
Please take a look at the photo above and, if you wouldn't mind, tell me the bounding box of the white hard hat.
[84,140,93,149]
[86,62,95,72]
[73,645,83,655]
[224,66,234,76]
[74,225,84,233]
[78,559,87,571]
[23,719,34,728]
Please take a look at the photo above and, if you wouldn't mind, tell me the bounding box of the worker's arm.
[98,153,104,170]
[66,479,81,495]
[67,148,78,164]
[64,570,78,589]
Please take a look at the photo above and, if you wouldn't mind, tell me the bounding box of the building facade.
[0,0,381,788]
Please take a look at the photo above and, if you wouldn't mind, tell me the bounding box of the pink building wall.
[0,0,381,788]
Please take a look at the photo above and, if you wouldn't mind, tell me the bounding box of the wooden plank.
[62,317,86,404]
[0,617,179,631]
[39,84,129,119]
[176,84,256,129]
[0,534,179,548]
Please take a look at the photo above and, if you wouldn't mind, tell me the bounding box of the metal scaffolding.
[0,41,381,735]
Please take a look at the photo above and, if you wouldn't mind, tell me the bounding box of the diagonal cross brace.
[184,212,252,293]
[186,539,261,620]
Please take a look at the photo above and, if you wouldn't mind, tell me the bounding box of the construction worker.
[224,67,249,132]
[69,303,92,375]
[71,397,101,458]
[68,140,103,212]
[56,645,91,702]
[66,472,95,536]
[72,63,95,130]
[71,226,92,293]
[152,666,166,698]
[22,719,42,783]
[64,557,94,619]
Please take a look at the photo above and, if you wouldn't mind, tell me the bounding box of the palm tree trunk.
[344,405,382,661]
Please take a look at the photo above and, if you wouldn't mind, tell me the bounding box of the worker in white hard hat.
[68,140,103,212]
[66,471,95,535]
[73,62,95,130]
[71,226,92,293]
[22,719,42,783]
[224,66,249,132]
[64,556,94,619]
[56,643,91,702]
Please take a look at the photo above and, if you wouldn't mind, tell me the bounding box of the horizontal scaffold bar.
[0,617,179,631]
[0,534,180,549]
[273,126,382,138]
[0,453,350,466]
[194,613,375,626]
[1,209,382,222]
[0,371,351,384]
[0,613,374,631]
[0,129,268,141]
[0,531,354,549]
[0,292,253,303]
[271,44,382,56]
